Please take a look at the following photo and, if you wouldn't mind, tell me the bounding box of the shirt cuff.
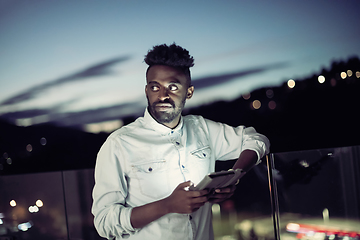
[119,206,137,233]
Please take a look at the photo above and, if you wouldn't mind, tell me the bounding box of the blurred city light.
[18,222,32,231]
[347,70,353,77]
[322,208,329,223]
[268,100,276,110]
[36,199,44,207]
[10,200,16,207]
[0,219,3,225]
[287,223,300,232]
[15,118,32,127]
[266,89,274,98]
[26,144,33,152]
[6,158,12,165]
[356,71,360,78]
[242,93,251,100]
[340,72,347,79]
[83,120,123,134]
[28,205,39,213]
[252,100,261,109]
[212,203,221,215]
[40,137,47,146]
[287,79,295,88]
[318,75,325,83]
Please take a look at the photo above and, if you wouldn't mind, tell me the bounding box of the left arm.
[232,149,258,172]
[209,149,259,203]
[207,124,270,203]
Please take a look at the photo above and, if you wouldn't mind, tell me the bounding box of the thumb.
[177,181,192,190]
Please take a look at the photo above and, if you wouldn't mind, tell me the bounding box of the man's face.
[145,65,194,128]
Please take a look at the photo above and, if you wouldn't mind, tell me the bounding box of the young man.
[92,43,270,240]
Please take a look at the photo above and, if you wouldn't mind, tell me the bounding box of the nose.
[158,87,170,101]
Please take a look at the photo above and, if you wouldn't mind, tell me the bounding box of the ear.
[145,84,148,96]
[186,85,194,99]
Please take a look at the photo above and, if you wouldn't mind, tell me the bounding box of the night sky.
[0,0,359,126]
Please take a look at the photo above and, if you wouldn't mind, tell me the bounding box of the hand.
[208,185,236,203]
[164,181,209,214]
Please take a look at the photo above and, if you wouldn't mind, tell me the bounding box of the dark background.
[1,56,359,175]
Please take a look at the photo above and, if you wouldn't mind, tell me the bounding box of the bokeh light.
[212,203,221,215]
[40,137,47,146]
[18,222,32,231]
[26,144,33,152]
[347,70,353,77]
[287,79,295,88]
[266,89,274,98]
[36,200,44,207]
[340,72,347,79]
[242,93,251,100]
[28,205,39,213]
[252,100,261,109]
[287,223,300,232]
[356,71,360,78]
[318,75,325,83]
[10,200,16,207]
[268,101,277,110]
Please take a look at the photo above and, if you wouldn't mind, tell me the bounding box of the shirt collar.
[144,108,183,136]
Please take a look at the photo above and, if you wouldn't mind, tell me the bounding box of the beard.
[147,97,186,124]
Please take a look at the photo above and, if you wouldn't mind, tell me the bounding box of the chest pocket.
[190,146,212,184]
[191,146,211,159]
[131,160,170,199]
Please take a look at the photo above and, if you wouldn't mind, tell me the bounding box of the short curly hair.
[144,43,194,86]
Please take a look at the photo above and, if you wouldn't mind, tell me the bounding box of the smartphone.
[189,169,246,191]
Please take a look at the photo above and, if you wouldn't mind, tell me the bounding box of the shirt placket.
[167,130,194,240]
[169,130,190,181]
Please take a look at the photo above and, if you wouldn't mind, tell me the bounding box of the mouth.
[154,103,173,111]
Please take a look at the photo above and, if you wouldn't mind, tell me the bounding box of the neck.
[148,107,181,129]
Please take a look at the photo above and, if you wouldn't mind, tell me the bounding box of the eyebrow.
[148,79,182,85]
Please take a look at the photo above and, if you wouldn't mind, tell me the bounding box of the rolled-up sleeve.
[241,126,270,164]
[92,138,136,239]
[204,118,270,164]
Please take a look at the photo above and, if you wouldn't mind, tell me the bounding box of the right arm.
[92,139,208,238]
[131,181,208,229]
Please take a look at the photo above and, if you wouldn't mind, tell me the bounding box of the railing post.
[266,154,281,240]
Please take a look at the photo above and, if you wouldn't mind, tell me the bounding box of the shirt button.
[182,165,185,168]
[176,142,180,145]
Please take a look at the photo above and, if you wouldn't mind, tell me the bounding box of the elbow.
[93,213,111,239]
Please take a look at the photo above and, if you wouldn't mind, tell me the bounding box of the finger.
[215,185,236,194]
[188,189,209,197]
[177,181,192,190]
[214,188,230,194]
[191,196,208,204]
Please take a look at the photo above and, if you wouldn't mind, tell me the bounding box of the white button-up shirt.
[92,108,270,240]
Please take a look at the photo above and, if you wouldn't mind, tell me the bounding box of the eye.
[168,84,178,91]
[150,85,159,92]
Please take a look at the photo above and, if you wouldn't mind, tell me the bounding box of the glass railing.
[1,145,359,240]
[234,146,360,240]
[0,169,102,240]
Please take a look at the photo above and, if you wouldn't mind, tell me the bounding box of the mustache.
[152,99,175,108]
